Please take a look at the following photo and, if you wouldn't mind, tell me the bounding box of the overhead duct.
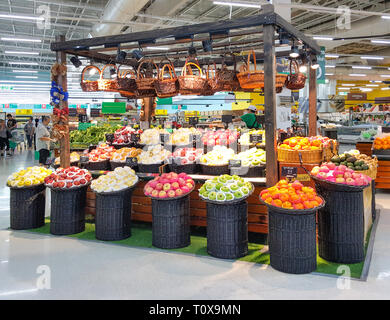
[92,0,151,37]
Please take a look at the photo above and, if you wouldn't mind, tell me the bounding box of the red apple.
[167,190,176,198]
[317,172,328,180]
[155,183,163,191]
[175,189,183,197]
[151,190,159,197]
[163,183,171,191]
[171,182,180,190]
[335,177,345,184]
[186,183,193,189]
[158,190,167,198]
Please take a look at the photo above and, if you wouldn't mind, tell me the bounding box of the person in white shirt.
[35,116,54,166]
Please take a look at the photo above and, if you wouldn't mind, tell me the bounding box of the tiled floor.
[1,151,390,300]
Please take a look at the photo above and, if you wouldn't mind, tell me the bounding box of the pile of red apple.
[88,144,115,162]
[113,127,143,145]
[170,148,203,165]
[44,167,92,189]
[144,172,195,199]
[311,162,371,186]
[201,129,239,147]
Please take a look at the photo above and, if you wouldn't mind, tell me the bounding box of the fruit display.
[238,130,265,145]
[7,167,52,188]
[55,152,80,165]
[330,153,370,171]
[198,174,254,202]
[91,166,138,193]
[144,172,195,199]
[140,128,169,145]
[232,148,266,167]
[199,146,235,166]
[44,167,92,189]
[310,162,372,186]
[374,135,390,150]
[201,129,239,147]
[112,126,143,145]
[169,148,203,165]
[138,144,171,164]
[355,153,378,170]
[70,124,121,146]
[88,144,116,162]
[279,136,331,151]
[260,180,323,210]
[110,147,142,163]
[169,128,201,145]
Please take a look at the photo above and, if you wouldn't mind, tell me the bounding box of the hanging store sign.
[102,102,126,114]
[16,109,33,115]
[347,93,367,100]
[317,47,326,84]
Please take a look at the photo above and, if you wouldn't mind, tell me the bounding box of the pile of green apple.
[198,174,253,202]
[232,148,266,167]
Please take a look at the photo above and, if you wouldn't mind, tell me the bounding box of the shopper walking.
[0,120,11,157]
[24,116,35,149]
[6,113,17,130]
[36,116,54,166]
[33,117,40,151]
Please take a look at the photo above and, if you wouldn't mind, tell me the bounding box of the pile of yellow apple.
[7,166,52,188]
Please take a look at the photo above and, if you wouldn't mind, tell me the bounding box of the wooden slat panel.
[248,223,268,234]
[133,204,152,214]
[377,166,390,172]
[190,200,206,209]
[87,191,96,200]
[190,208,206,217]
[248,204,267,214]
[248,214,268,224]
[375,182,390,189]
[375,177,390,182]
[85,207,95,215]
[132,212,152,222]
[132,196,151,205]
[86,199,95,208]
[379,161,390,166]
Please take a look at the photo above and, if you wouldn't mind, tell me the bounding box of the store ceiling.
[0,0,389,93]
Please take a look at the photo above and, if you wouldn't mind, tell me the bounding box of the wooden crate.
[376,160,390,189]
[356,142,373,157]
[278,161,318,188]
[85,181,269,234]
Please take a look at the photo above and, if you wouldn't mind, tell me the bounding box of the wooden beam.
[263,10,278,188]
[55,35,70,169]
[308,66,317,136]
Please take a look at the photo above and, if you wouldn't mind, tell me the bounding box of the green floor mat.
[26,218,373,279]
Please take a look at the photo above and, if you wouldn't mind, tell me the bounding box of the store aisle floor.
[1,151,390,300]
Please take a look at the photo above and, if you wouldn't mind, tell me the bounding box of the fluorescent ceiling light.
[8,62,39,65]
[360,88,372,92]
[15,76,38,79]
[371,39,390,45]
[5,51,39,55]
[380,75,390,78]
[366,84,379,87]
[213,1,261,8]
[0,14,44,21]
[341,84,355,86]
[0,80,50,84]
[352,66,372,70]
[1,37,41,43]
[325,73,334,76]
[338,87,350,90]
[374,81,382,83]
[325,54,339,58]
[326,65,336,68]
[381,87,390,90]
[12,70,38,73]
[349,74,366,77]
[382,16,390,20]
[146,46,169,51]
[361,56,384,60]
[313,36,333,41]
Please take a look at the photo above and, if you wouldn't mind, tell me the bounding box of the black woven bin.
[138,162,164,174]
[151,194,191,249]
[315,183,366,264]
[230,165,266,177]
[206,200,248,259]
[266,204,319,274]
[94,184,137,241]
[112,143,132,150]
[49,185,88,235]
[9,184,46,230]
[200,164,230,175]
[372,180,376,221]
[168,163,199,174]
[84,160,110,171]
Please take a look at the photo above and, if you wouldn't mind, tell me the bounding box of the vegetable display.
[7,167,52,188]
[144,172,195,199]
[70,124,122,146]
[330,152,370,171]
[91,167,138,193]
[260,180,323,210]
[44,167,92,189]
[198,174,254,202]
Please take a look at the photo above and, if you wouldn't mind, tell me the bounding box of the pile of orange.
[260,180,323,210]
[374,136,390,150]
[279,137,322,151]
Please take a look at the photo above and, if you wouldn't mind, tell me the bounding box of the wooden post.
[55,35,70,168]
[263,5,278,188]
[143,97,155,125]
[308,66,317,136]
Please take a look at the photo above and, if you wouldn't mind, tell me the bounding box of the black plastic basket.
[315,182,365,264]
[138,162,163,173]
[151,194,191,249]
[110,161,138,171]
[264,202,321,274]
[311,175,370,192]
[205,200,248,259]
[49,185,89,235]
[9,184,46,230]
[53,161,79,169]
[94,183,137,241]
[230,164,266,177]
[168,162,199,174]
[200,164,230,175]
[84,160,110,171]
[112,143,133,150]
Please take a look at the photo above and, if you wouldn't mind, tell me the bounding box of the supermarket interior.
[1,0,390,301]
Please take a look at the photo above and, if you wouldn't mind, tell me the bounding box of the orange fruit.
[314,196,323,204]
[306,193,315,201]
[294,203,305,210]
[272,199,283,207]
[311,201,319,208]
[271,193,280,200]
[265,197,273,204]
[279,193,290,202]
[282,201,293,209]
[303,201,314,209]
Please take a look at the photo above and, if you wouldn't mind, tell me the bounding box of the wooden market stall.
[50,4,321,234]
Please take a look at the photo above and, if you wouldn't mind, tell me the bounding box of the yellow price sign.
[16,109,33,115]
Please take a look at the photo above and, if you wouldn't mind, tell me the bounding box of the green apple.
[215,183,223,191]
[200,190,209,199]
[234,191,243,199]
[229,184,239,192]
[216,192,226,202]
[205,183,215,192]
[218,177,227,184]
[237,181,244,188]
[208,192,217,201]
[241,187,249,196]
[199,186,206,194]
[221,186,230,193]
[232,175,240,181]
[225,192,234,201]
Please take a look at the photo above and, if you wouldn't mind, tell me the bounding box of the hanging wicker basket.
[136,59,158,96]
[80,65,101,92]
[154,62,179,98]
[178,60,207,95]
[116,66,137,94]
[98,64,119,92]
[277,147,323,164]
[285,60,307,90]
[237,50,264,89]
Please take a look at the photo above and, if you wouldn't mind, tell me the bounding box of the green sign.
[157,97,173,105]
[102,102,126,114]
[0,85,13,91]
[317,46,326,84]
